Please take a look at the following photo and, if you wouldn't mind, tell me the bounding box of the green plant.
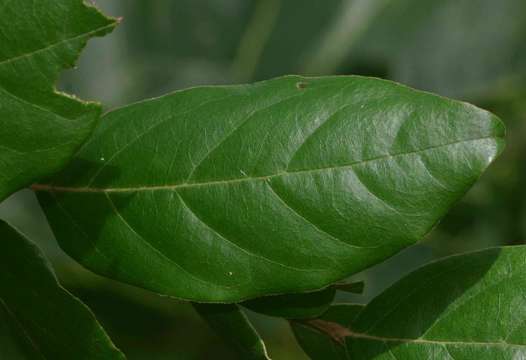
[1,1,521,359]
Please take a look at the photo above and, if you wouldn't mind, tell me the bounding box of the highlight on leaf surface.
[34,75,505,302]
[292,246,526,359]
[0,220,125,360]
[0,0,118,201]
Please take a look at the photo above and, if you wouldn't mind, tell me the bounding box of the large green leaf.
[0,220,125,359]
[35,75,504,302]
[193,303,269,360]
[292,246,526,359]
[0,0,117,201]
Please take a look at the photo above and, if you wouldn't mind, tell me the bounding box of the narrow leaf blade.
[0,220,125,359]
[242,287,336,319]
[193,303,269,360]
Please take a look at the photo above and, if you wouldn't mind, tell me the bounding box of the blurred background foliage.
[1,0,526,358]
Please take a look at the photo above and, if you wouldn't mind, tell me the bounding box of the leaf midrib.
[343,328,526,348]
[0,298,47,360]
[297,321,526,349]
[0,23,116,67]
[32,135,499,193]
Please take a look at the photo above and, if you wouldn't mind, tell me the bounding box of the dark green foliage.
[0,0,519,358]
[0,221,124,359]
[293,246,526,359]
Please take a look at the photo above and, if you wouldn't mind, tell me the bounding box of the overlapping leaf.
[35,75,504,301]
[242,287,336,320]
[292,304,364,359]
[193,303,269,359]
[0,220,125,359]
[0,0,117,201]
[292,246,526,359]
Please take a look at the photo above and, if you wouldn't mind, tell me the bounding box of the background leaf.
[0,220,125,359]
[242,0,344,82]
[348,0,526,100]
[193,303,269,359]
[0,0,117,201]
[293,246,526,359]
[35,75,504,302]
[242,287,336,320]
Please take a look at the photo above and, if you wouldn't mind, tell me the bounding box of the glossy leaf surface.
[293,246,526,359]
[35,75,504,302]
[0,0,117,201]
[0,220,125,359]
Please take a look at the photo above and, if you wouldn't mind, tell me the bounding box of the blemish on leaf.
[296,82,308,90]
[299,319,352,345]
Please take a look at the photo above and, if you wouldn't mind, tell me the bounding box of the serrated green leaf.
[292,246,526,359]
[35,75,504,302]
[242,287,336,320]
[0,0,117,201]
[193,303,269,360]
[0,220,125,359]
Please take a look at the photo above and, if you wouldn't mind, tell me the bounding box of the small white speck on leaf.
[100,157,105,161]
[228,271,233,276]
